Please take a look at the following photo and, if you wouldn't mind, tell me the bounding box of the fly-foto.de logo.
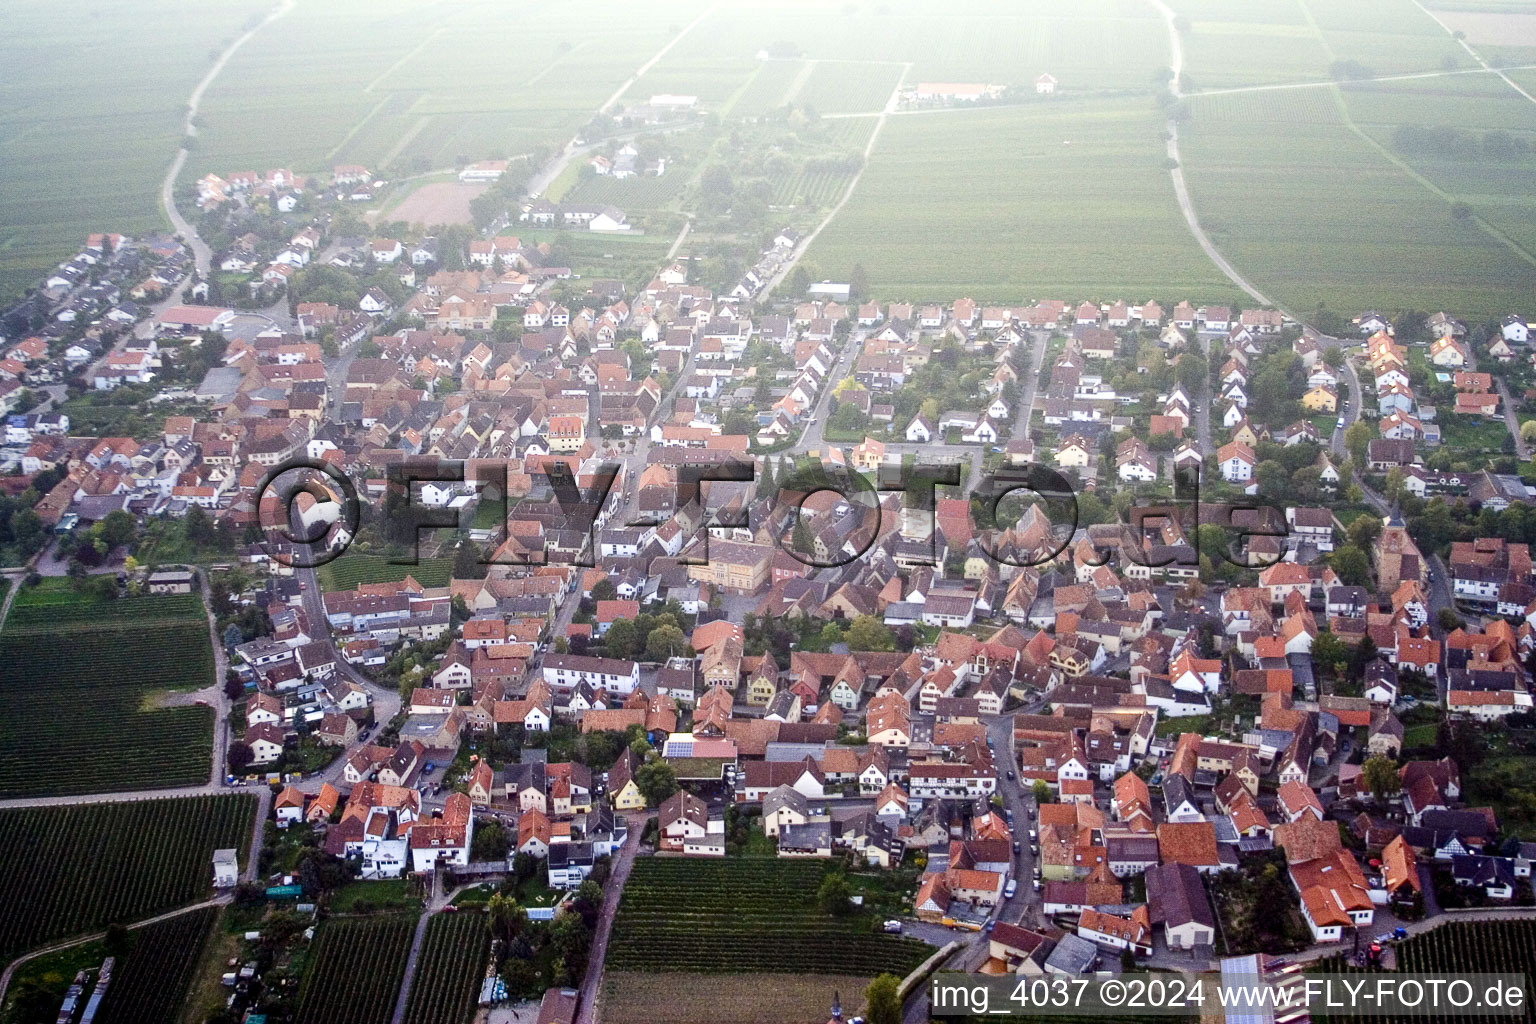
[255,456,1294,571]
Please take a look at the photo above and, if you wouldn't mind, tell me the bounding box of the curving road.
[163,0,297,279]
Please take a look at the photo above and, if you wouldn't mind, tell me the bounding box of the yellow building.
[1301,385,1337,413]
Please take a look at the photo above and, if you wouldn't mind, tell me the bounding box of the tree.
[1255,460,1288,497]
[227,741,254,773]
[103,922,132,958]
[1311,630,1348,680]
[1347,515,1382,551]
[486,892,528,943]
[1031,780,1052,805]
[635,759,678,807]
[792,515,815,556]
[848,263,869,303]
[223,623,244,650]
[865,974,902,1024]
[224,673,245,701]
[472,818,510,861]
[1436,607,1464,632]
[603,619,639,660]
[1329,545,1371,587]
[1362,756,1401,801]
[787,265,810,299]
[592,578,618,602]
[1345,420,1374,469]
[645,624,687,661]
[846,614,896,652]
[99,509,137,549]
[453,541,488,581]
[185,503,214,547]
[817,873,852,916]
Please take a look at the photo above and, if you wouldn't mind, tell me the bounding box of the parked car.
[882,920,903,934]
[1004,879,1018,899]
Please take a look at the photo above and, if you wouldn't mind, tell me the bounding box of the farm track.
[1146,0,1276,309]
[759,62,910,298]
[0,898,230,1014]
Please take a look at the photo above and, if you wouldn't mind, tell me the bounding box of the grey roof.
[1044,932,1099,974]
[763,784,809,818]
[778,820,832,853]
[1148,859,1216,933]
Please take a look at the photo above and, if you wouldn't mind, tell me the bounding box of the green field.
[642,0,1168,92]
[809,98,1236,301]
[1180,85,1536,318]
[0,584,217,798]
[316,553,453,591]
[295,914,419,1024]
[607,858,931,975]
[189,0,711,179]
[0,796,253,960]
[402,912,489,1024]
[94,906,220,1024]
[0,0,269,303]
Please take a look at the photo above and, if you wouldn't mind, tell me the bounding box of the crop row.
[0,795,254,959]
[295,915,418,1024]
[770,168,852,207]
[0,591,216,798]
[317,554,452,591]
[402,913,488,1024]
[608,860,929,976]
[1315,920,1536,1024]
[95,905,219,1024]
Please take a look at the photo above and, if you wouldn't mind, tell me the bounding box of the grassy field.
[1180,85,1536,318]
[602,972,874,1024]
[0,0,268,302]
[809,98,1236,301]
[606,859,931,976]
[0,583,217,798]
[295,914,418,1024]
[189,0,711,179]
[401,912,489,1024]
[94,906,220,1024]
[0,796,253,960]
[1338,72,1536,265]
[645,0,1168,92]
[316,552,453,591]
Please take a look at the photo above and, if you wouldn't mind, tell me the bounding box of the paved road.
[1012,329,1050,439]
[1196,328,1215,455]
[577,812,647,1024]
[796,328,867,452]
[1496,377,1529,460]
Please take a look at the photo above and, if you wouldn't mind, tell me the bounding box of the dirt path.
[577,813,647,1024]
[758,62,911,298]
[162,0,297,279]
[1145,0,1276,310]
[0,897,232,1009]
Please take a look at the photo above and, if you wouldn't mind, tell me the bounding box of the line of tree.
[1393,124,1534,161]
